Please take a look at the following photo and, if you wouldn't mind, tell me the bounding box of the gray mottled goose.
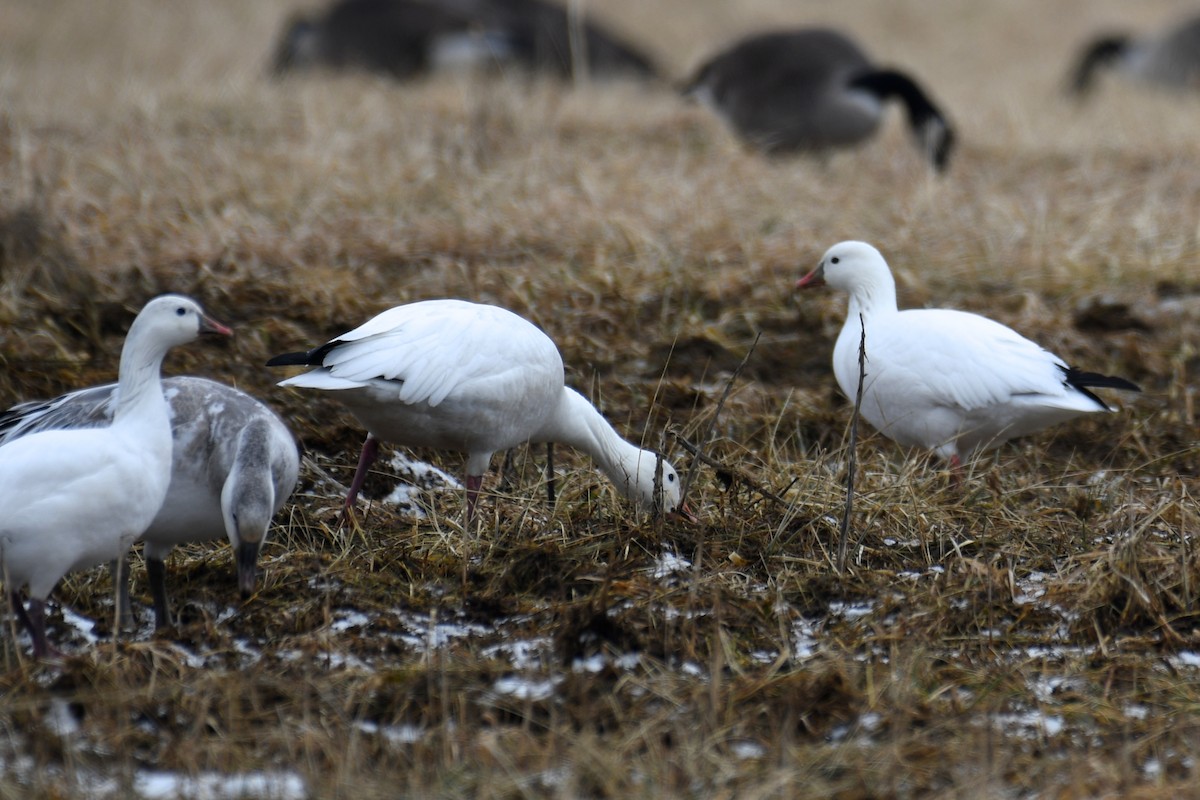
[0,296,230,658]
[684,28,955,170]
[0,376,299,630]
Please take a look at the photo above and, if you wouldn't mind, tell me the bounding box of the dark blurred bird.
[271,0,501,79]
[683,28,955,170]
[1069,14,1200,98]
[271,0,658,81]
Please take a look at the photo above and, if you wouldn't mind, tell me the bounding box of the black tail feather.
[1061,365,1141,409]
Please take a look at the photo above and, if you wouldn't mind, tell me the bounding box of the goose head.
[622,450,686,516]
[795,240,893,294]
[132,294,233,348]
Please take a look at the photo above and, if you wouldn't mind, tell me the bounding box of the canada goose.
[684,28,955,170]
[271,0,658,82]
[271,0,502,78]
[1070,14,1200,97]
[455,0,659,80]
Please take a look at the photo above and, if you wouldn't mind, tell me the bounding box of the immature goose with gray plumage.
[796,242,1141,469]
[1070,14,1200,97]
[266,299,685,521]
[684,28,955,169]
[0,377,299,630]
[0,296,231,658]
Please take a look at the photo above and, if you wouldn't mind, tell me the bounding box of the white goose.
[684,28,955,170]
[796,241,1141,467]
[266,299,684,519]
[0,376,299,629]
[0,295,231,658]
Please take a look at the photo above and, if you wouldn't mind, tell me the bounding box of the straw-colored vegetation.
[1,0,1197,796]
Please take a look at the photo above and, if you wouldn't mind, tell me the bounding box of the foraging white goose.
[796,242,1141,467]
[266,299,684,519]
[1070,14,1200,97]
[0,296,231,658]
[684,28,955,170]
[0,377,299,629]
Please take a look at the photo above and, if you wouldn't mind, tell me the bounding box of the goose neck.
[113,330,169,425]
[542,388,645,498]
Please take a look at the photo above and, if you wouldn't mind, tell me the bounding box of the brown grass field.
[1,0,1199,796]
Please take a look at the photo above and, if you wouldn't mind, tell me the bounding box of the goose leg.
[499,449,516,493]
[23,597,55,660]
[341,434,380,527]
[545,442,556,505]
[9,590,34,637]
[465,474,483,522]
[110,556,136,630]
[147,557,172,630]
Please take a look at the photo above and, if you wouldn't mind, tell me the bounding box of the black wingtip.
[1061,365,1141,409]
[265,350,315,368]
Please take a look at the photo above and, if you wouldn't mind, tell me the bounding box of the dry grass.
[0,0,1198,797]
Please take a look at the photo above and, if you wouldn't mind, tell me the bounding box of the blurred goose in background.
[0,296,230,659]
[272,0,658,81]
[1070,14,1200,97]
[456,0,659,80]
[267,299,684,521]
[0,377,299,630]
[683,28,955,170]
[796,241,1141,468]
[271,0,502,78]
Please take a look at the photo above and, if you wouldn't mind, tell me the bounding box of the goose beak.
[670,501,699,524]
[200,314,234,337]
[236,541,260,597]
[795,263,825,289]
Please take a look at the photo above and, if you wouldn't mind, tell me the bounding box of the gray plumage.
[684,28,955,170]
[1070,15,1200,97]
[271,0,658,81]
[0,376,299,629]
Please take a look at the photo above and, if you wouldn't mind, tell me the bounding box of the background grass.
[1,0,1198,797]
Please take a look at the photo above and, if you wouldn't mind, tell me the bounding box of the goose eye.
[175,307,188,317]
[831,256,840,265]
[667,473,676,482]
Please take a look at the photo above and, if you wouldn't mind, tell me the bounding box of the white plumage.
[267,299,683,518]
[0,295,231,658]
[0,376,299,629]
[797,241,1140,466]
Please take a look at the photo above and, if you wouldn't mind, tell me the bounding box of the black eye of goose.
[831,256,840,264]
[175,307,187,317]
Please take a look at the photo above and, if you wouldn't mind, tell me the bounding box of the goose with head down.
[267,299,686,521]
[0,295,231,658]
[1070,14,1200,98]
[0,376,299,630]
[684,28,955,170]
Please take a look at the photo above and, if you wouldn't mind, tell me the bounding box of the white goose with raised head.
[0,376,299,630]
[0,295,231,658]
[796,241,1141,467]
